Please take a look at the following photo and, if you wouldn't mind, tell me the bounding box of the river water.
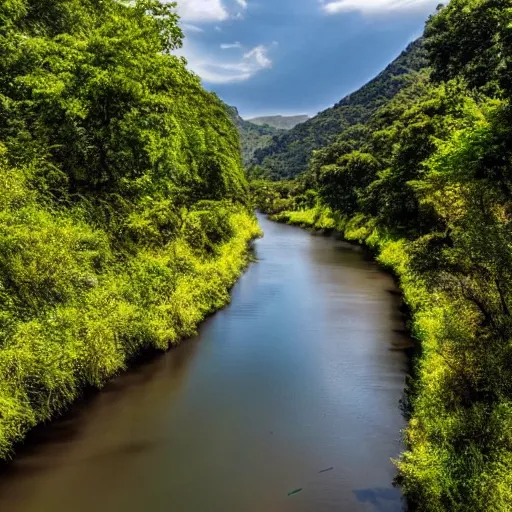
[0,214,409,512]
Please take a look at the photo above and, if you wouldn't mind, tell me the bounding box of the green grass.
[272,206,499,508]
[0,173,261,458]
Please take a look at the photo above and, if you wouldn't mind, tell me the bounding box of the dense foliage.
[0,0,260,458]
[253,1,512,509]
[252,39,428,179]
[226,105,282,169]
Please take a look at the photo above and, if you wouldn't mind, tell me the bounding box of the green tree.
[318,151,379,215]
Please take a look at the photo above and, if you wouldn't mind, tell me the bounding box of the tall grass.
[0,166,260,458]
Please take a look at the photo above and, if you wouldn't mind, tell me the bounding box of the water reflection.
[0,214,408,512]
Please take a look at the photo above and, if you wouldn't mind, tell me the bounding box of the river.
[0,214,409,512]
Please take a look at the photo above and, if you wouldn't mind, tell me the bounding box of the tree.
[318,151,379,215]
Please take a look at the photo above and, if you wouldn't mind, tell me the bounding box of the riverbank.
[0,212,408,512]
[0,207,261,460]
[271,206,468,510]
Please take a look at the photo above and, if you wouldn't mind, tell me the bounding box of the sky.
[174,0,440,119]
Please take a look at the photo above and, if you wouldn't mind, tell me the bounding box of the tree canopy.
[251,1,512,509]
[0,0,259,458]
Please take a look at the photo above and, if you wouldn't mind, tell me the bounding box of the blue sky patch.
[175,0,439,118]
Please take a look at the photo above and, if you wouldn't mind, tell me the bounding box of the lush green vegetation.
[226,105,282,169]
[254,1,512,509]
[252,39,428,179]
[0,0,260,458]
[227,110,310,170]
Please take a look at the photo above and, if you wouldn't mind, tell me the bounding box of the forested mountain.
[253,0,512,509]
[253,39,428,179]
[0,0,259,458]
[247,114,310,130]
[227,109,310,169]
[226,106,281,168]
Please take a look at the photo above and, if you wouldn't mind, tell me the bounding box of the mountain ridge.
[226,105,282,168]
[252,39,428,179]
[246,115,310,130]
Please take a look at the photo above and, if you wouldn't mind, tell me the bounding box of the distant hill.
[226,106,282,168]
[253,39,428,179]
[247,115,310,130]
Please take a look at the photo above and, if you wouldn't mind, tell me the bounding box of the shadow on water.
[0,213,411,512]
[0,334,200,484]
[354,487,404,512]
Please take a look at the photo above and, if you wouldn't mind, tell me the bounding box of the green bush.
[261,3,512,508]
[0,0,261,459]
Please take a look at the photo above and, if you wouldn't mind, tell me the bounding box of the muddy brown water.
[0,214,410,512]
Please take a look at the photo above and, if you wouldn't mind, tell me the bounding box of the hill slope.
[253,39,428,179]
[247,115,310,130]
[0,0,259,458]
[226,106,282,168]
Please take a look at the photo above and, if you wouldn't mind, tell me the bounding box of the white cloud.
[321,0,438,15]
[181,23,204,33]
[175,0,247,22]
[176,0,229,22]
[243,45,272,69]
[221,42,242,49]
[181,44,274,83]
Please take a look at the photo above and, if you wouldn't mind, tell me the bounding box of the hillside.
[253,39,428,179]
[252,1,512,509]
[0,0,259,458]
[226,106,281,168]
[247,114,310,130]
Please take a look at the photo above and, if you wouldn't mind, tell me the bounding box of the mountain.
[247,115,310,130]
[226,106,282,168]
[253,39,428,179]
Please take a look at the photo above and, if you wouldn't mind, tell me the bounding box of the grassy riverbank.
[0,185,260,458]
[0,0,261,459]
[273,200,512,510]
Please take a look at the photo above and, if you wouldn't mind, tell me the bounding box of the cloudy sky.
[174,0,440,118]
